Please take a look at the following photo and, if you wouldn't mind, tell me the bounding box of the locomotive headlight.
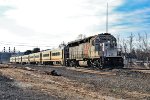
[113,41,115,44]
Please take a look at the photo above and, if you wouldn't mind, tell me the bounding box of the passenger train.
[10,33,124,68]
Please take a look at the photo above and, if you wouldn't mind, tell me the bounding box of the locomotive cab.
[102,41,117,57]
[101,41,124,68]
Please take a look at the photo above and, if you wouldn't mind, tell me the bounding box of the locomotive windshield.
[98,33,116,44]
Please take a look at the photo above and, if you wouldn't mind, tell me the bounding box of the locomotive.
[10,33,124,68]
[65,33,124,68]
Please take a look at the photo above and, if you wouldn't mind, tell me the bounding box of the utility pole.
[106,3,108,33]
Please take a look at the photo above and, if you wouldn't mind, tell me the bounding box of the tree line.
[24,48,40,55]
[117,33,150,62]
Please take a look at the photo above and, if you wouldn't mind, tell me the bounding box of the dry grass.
[0,67,120,100]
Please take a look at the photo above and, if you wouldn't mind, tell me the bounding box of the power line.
[0,42,56,47]
[0,41,55,46]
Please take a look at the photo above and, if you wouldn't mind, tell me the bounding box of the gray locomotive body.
[65,33,124,68]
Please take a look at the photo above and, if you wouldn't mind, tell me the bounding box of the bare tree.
[142,32,149,65]
[129,33,134,53]
[128,33,134,67]
[59,41,66,49]
[137,33,143,50]
[115,32,149,67]
[117,35,120,49]
[142,32,148,52]
[76,34,86,40]
[122,39,127,54]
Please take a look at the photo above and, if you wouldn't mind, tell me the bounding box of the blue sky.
[112,0,150,36]
[116,0,150,12]
[0,6,11,16]
[0,0,149,51]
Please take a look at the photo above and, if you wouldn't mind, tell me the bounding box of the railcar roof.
[68,35,95,45]
[67,33,111,46]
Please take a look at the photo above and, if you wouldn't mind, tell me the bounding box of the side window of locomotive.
[95,44,100,51]
[95,39,99,43]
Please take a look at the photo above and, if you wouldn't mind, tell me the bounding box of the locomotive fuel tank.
[79,61,88,66]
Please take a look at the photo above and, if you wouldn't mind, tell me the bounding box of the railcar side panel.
[34,52,42,64]
[22,55,29,64]
[29,54,35,64]
[42,50,51,64]
[51,49,63,65]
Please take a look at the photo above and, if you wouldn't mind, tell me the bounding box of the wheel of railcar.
[87,60,92,68]
[74,61,77,68]
[76,61,80,67]
[66,60,71,67]
[99,64,103,69]
[89,60,95,68]
[72,61,76,67]
[93,60,100,68]
[97,60,103,69]
[69,61,73,67]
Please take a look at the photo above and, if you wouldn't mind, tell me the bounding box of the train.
[10,33,124,68]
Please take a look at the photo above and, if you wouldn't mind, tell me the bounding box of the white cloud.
[111,7,150,33]
[0,0,125,51]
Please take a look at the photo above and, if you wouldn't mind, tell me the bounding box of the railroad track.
[3,64,150,84]
[5,64,150,76]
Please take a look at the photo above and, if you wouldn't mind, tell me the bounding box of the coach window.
[35,55,39,58]
[52,52,60,56]
[30,56,33,58]
[52,53,55,56]
[43,54,49,57]
[57,52,60,56]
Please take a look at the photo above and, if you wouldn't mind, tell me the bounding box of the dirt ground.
[0,64,150,100]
